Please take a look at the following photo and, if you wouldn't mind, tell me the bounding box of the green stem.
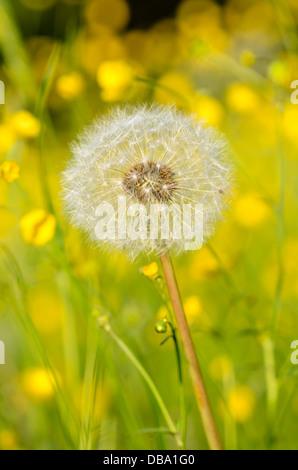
[102,324,184,449]
[167,322,187,449]
[160,253,222,450]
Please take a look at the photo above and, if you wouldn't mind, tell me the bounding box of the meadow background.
[0,0,298,450]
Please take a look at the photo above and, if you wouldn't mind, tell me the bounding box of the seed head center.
[122,161,178,203]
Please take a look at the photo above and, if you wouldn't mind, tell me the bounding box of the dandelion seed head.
[61,104,233,259]
[122,161,177,204]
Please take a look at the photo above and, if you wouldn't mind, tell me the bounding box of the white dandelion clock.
[62,104,233,259]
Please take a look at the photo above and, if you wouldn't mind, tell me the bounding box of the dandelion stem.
[160,252,222,450]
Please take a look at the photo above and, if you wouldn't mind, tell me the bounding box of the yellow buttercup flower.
[209,355,232,381]
[10,111,40,139]
[183,296,202,323]
[97,60,134,101]
[226,83,261,114]
[20,209,56,246]
[227,385,256,423]
[0,160,20,183]
[56,72,85,100]
[194,95,224,127]
[234,193,269,228]
[142,262,159,280]
[20,367,55,402]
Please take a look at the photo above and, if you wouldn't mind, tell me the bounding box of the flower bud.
[154,321,167,334]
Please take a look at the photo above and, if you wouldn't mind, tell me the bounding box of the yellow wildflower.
[184,295,202,323]
[228,385,256,422]
[0,160,20,183]
[20,209,56,246]
[142,262,159,280]
[97,60,134,101]
[194,95,224,127]
[226,83,261,114]
[56,72,85,100]
[10,111,40,139]
[20,367,55,402]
